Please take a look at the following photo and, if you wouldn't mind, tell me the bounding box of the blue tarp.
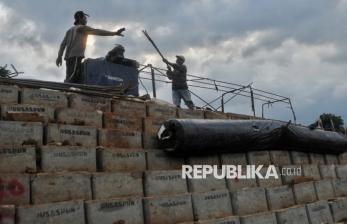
[82,58,139,96]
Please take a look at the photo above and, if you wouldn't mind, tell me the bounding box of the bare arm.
[166,66,173,80]
[171,64,186,73]
[77,26,125,36]
[163,58,175,67]
[163,58,186,73]
[56,33,67,67]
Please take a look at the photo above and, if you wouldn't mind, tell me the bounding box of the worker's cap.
[74,11,89,20]
[176,55,185,63]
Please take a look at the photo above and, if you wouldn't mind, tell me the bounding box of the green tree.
[319,113,345,134]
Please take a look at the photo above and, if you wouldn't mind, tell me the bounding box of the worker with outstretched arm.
[56,10,125,83]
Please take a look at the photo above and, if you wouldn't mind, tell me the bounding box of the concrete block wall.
[16,200,85,224]
[0,146,346,223]
[0,85,346,223]
[86,197,144,224]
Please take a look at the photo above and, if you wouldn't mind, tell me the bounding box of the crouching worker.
[56,10,126,83]
[106,44,139,68]
[163,55,195,109]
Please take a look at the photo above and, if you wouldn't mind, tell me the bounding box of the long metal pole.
[150,64,157,98]
[221,97,225,113]
[288,99,297,124]
[189,90,217,111]
[221,85,251,113]
[141,67,286,102]
[142,30,165,60]
[250,87,256,116]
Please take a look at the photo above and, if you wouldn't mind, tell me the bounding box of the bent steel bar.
[0,77,124,97]
[138,64,295,121]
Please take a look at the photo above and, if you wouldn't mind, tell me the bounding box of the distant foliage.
[319,113,345,133]
[0,64,23,78]
[0,65,11,78]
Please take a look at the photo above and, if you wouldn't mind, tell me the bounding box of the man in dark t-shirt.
[163,56,195,109]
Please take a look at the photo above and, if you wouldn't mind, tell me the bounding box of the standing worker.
[56,10,126,83]
[163,56,195,109]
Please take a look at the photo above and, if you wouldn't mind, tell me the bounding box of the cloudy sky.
[0,0,347,125]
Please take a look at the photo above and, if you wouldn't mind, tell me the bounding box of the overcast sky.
[0,0,347,125]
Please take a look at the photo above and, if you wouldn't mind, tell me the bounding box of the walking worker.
[163,56,195,109]
[56,10,126,83]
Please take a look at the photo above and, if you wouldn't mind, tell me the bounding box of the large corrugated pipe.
[158,119,347,155]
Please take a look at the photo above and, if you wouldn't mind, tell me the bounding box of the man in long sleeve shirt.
[56,11,125,83]
[163,56,195,109]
